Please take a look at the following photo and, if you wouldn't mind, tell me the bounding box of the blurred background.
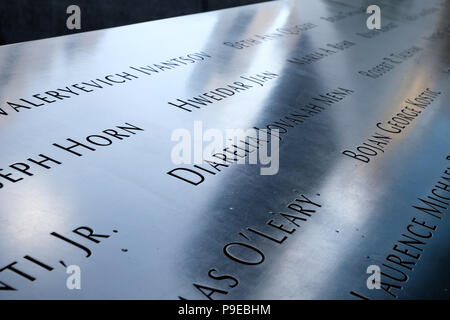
[0,0,271,45]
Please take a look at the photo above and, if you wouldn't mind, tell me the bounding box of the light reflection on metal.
[0,0,449,299]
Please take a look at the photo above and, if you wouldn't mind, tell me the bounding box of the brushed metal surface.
[0,0,449,299]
